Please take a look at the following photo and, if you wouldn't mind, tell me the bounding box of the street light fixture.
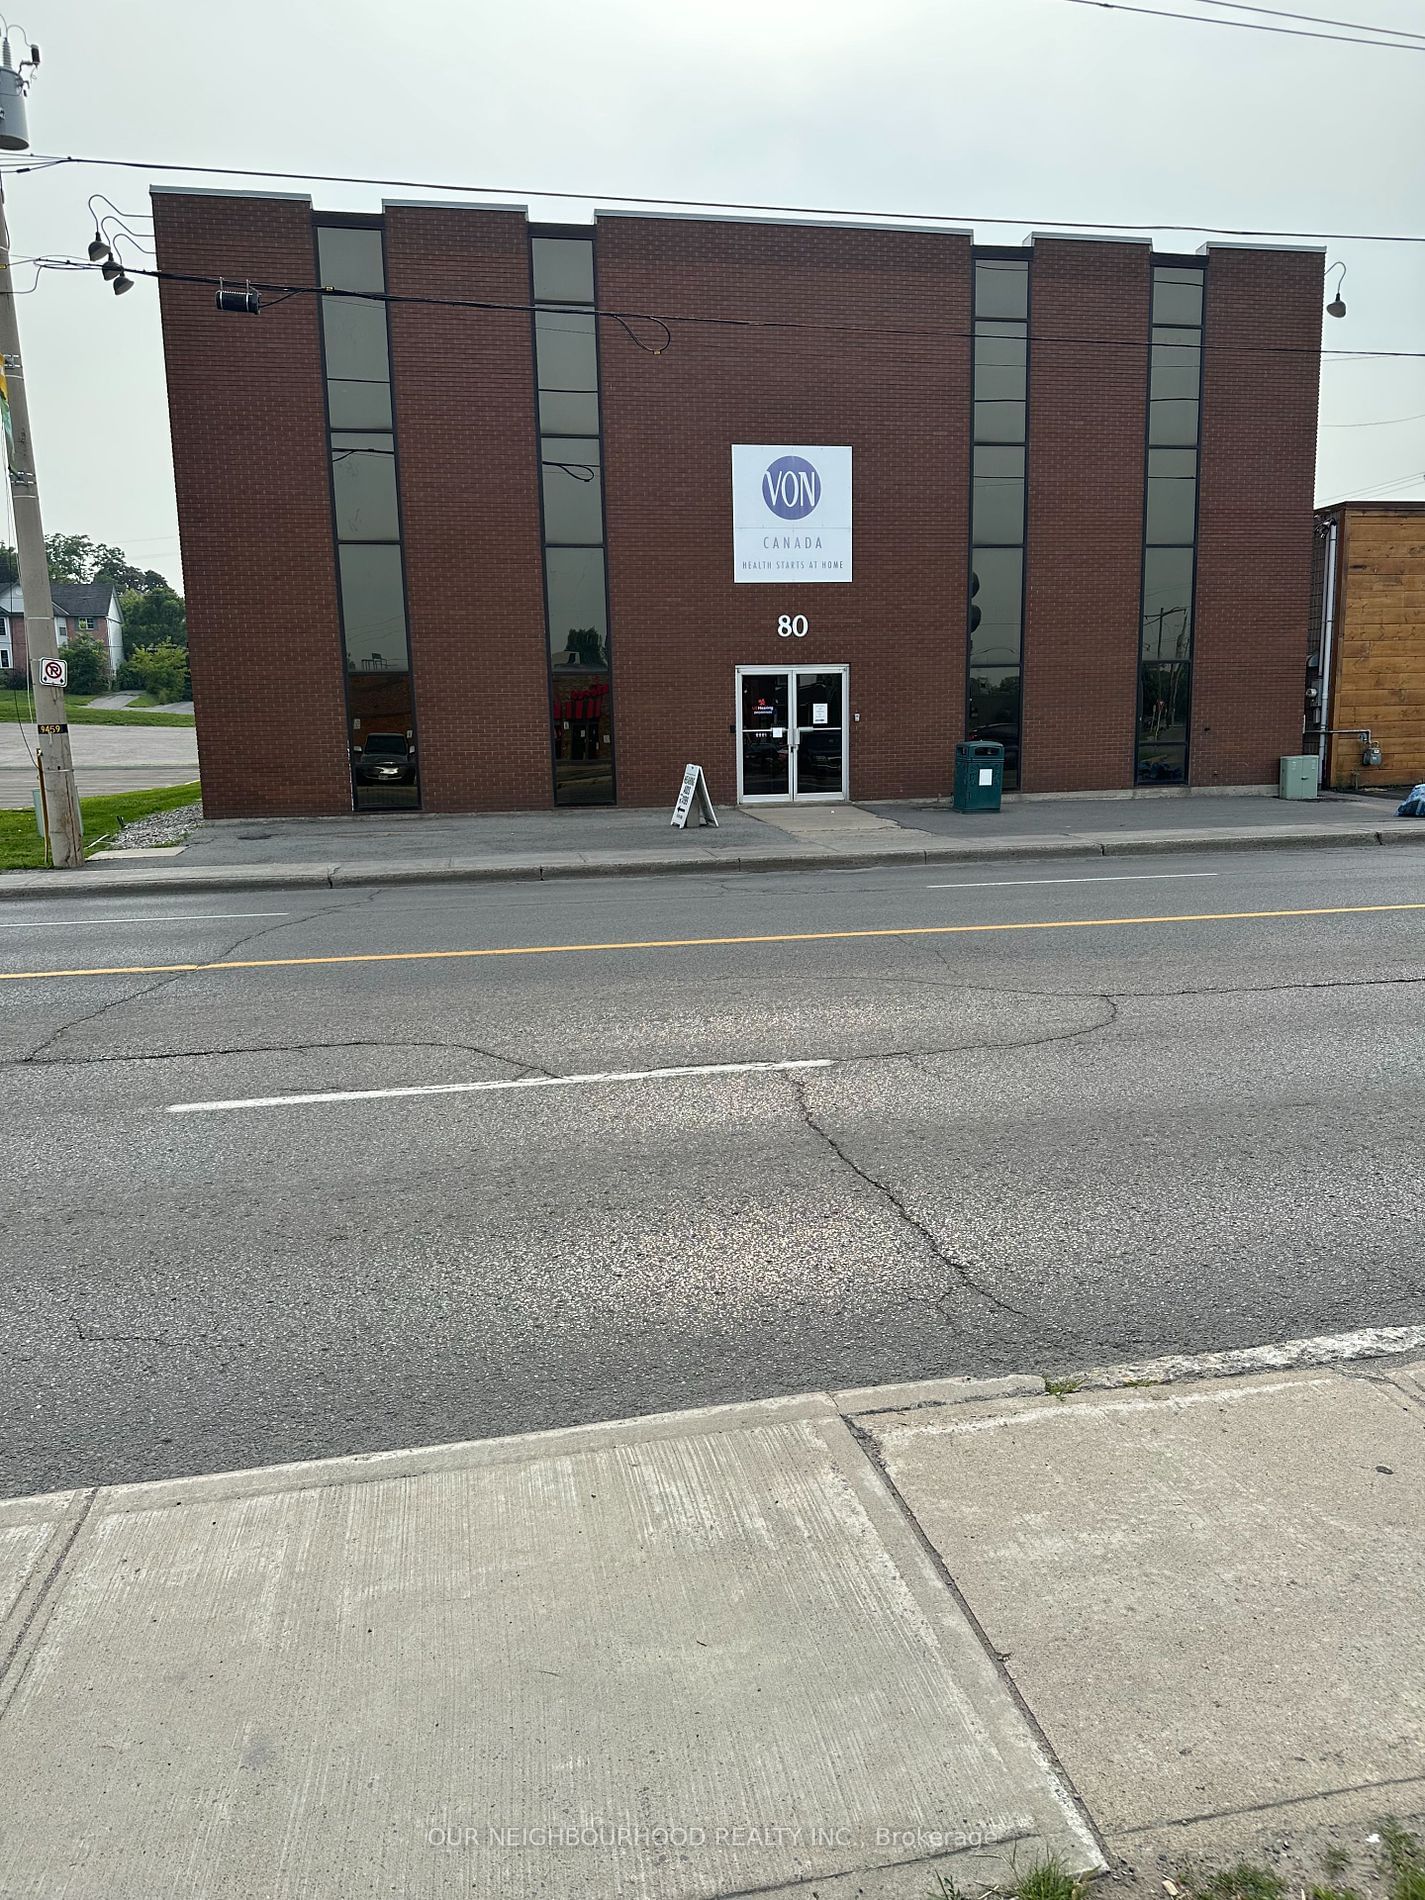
[1326,261,1347,319]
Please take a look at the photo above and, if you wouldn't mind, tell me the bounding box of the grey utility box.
[1279,754,1320,801]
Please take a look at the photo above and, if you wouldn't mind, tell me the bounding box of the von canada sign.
[731,445,853,584]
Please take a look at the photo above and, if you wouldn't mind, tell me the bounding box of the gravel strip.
[103,800,207,851]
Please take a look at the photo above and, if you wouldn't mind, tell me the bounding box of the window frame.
[313,212,421,812]
[530,224,618,808]
[966,248,1030,792]
[1134,258,1206,789]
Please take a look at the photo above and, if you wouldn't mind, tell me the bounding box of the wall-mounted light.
[1326,261,1347,319]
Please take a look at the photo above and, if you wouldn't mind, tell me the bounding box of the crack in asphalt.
[13,905,344,1065]
[11,1036,557,1077]
[785,1070,1034,1328]
[7,901,558,1082]
[896,996,1120,1075]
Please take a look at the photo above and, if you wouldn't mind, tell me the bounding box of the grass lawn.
[0,781,202,871]
[0,691,194,728]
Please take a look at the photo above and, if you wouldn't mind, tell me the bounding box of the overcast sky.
[6,0,1424,589]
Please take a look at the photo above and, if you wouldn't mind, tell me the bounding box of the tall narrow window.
[1136,264,1204,785]
[533,233,614,804]
[967,256,1029,790]
[316,222,418,811]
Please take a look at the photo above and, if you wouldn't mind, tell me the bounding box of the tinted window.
[541,440,604,545]
[532,237,595,304]
[535,310,599,393]
[316,225,385,293]
[1137,742,1187,785]
[545,547,608,658]
[322,300,393,429]
[975,358,1027,403]
[1139,662,1191,745]
[1147,476,1197,544]
[972,448,1026,545]
[969,548,1024,666]
[1148,396,1199,447]
[974,400,1027,444]
[975,261,1029,321]
[968,666,1021,732]
[539,388,601,435]
[973,323,1028,370]
[1151,269,1204,327]
[331,440,399,541]
[1137,267,1203,788]
[1150,329,1202,400]
[1142,548,1194,658]
[318,221,418,811]
[338,543,408,671]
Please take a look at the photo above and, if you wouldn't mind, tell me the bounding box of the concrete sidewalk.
[4,790,1422,898]
[3,1331,1422,1898]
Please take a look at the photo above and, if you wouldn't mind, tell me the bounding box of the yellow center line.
[0,901,1422,983]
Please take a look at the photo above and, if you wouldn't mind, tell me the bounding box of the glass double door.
[737,666,848,802]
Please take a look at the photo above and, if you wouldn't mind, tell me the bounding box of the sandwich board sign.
[671,763,718,829]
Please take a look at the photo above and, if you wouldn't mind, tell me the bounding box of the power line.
[1323,410,1425,427]
[59,254,1425,365]
[1318,471,1425,504]
[12,150,1425,246]
[1190,0,1425,40]
[1058,0,1425,48]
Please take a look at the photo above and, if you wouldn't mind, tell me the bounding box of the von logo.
[762,455,821,520]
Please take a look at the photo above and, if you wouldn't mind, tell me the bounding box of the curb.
[833,1322,1425,1417]
[2,821,1421,901]
[17,1323,1422,1517]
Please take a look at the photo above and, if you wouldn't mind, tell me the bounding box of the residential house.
[0,582,126,678]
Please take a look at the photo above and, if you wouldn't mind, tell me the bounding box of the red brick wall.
[153,190,352,818]
[595,215,972,805]
[383,206,551,809]
[1192,247,1323,785]
[153,196,1323,815]
[1020,240,1151,792]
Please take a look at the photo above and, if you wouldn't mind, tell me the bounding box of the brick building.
[1310,501,1425,792]
[151,188,1325,818]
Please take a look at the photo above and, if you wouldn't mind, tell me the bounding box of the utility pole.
[0,32,83,867]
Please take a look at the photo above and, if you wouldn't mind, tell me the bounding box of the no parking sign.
[38,656,66,688]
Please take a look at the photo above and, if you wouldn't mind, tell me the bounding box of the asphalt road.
[3,844,1424,1497]
[0,721,199,806]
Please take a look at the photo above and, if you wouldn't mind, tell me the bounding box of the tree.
[0,545,17,584]
[120,585,186,655]
[44,533,96,584]
[61,631,111,693]
[90,543,149,594]
[117,641,188,703]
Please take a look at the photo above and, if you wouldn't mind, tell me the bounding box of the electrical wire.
[12,151,1425,246]
[1189,0,1425,39]
[1323,411,1425,427]
[53,255,1425,365]
[1058,0,1425,48]
[1318,471,1425,504]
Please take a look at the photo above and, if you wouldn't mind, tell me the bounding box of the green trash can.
[954,740,1004,813]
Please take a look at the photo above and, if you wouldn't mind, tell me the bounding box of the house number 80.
[777,614,809,638]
